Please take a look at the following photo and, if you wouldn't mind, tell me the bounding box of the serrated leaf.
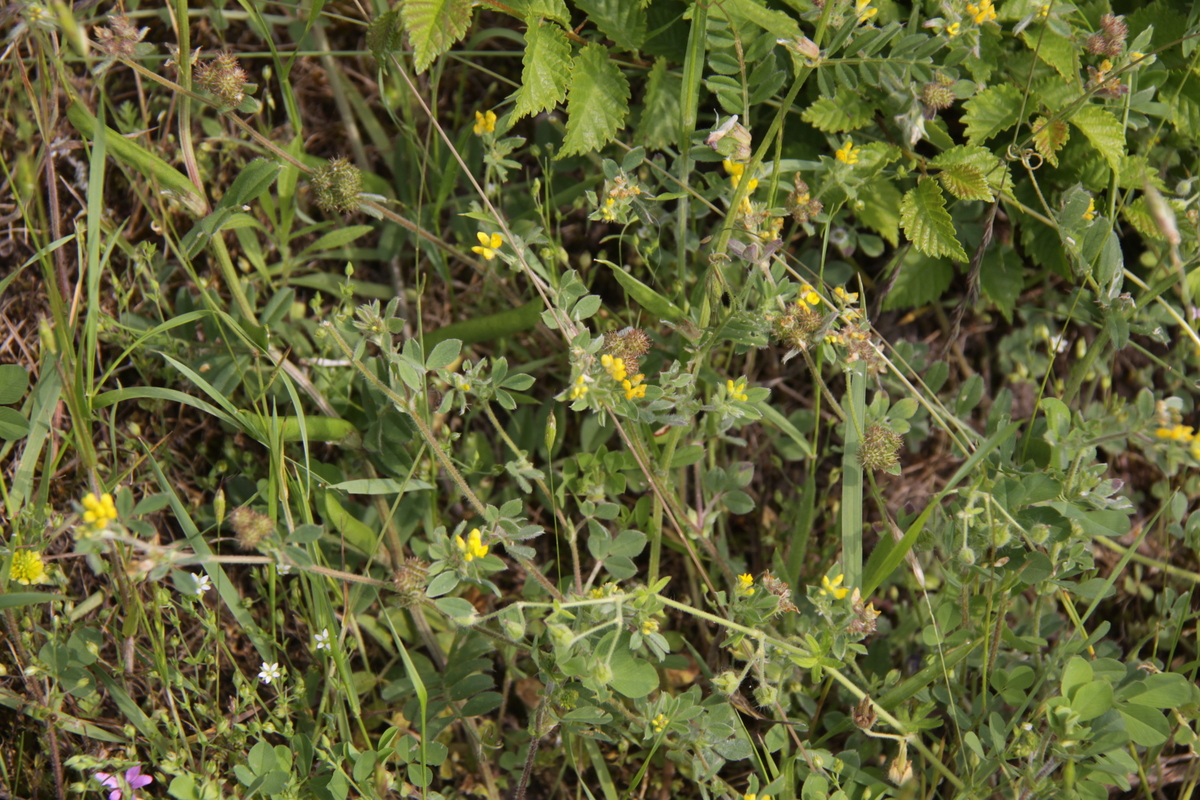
[637,58,681,150]
[980,247,1022,322]
[900,177,967,261]
[1070,104,1125,174]
[931,145,1008,192]
[512,22,572,120]
[366,8,405,58]
[857,178,903,246]
[1122,197,1164,241]
[558,44,630,158]
[515,0,570,24]
[962,84,1024,145]
[1020,27,1079,83]
[401,0,473,72]
[801,88,873,132]
[938,164,993,201]
[1031,116,1069,167]
[575,0,645,51]
[883,253,954,310]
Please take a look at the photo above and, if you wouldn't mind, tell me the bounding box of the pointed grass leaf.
[401,0,474,72]
[513,21,572,120]
[606,262,685,321]
[558,44,631,158]
[900,177,968,261]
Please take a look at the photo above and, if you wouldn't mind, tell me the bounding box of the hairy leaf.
[574,0,645,52]
[801,88,873,132]
[401,0,473,72]
[980,247,1023,322]
[856,178,903,246]
[1122,197,1165,241]
[558,44,630,158]
[1021,28,1080,84]
[883,253,954,310]
[1032,116,1069,167]
[515,0,570,24]
[932,145,1008,193]
[962,84,1024,145]
[512,22,572,120]
[938,164,993,201]
[900,176,967,261]
[637,58,681,150]
[1070,104,1125,174]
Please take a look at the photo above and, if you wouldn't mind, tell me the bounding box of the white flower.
[314,628,331,652]
[1049,335,1068,354]
[277,563,292,575]
[258,662,284,685]
[194,574,212,595]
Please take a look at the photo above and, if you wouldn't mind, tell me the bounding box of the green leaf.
[938,164,992,201]
[725,0,800,42]
[1122,196,1165,241]
[514,0,570,24]
[558,44,631,158]
[1021,27,1080,83]
[857,178,903,246]
[607,634,659,698]
[300,225,375,256]
[574,0,645,52]
[1070,680,1113,722]
[900,177,967,261]
[0,407,30,440]
[512,22,573,120]
[0,365,29,404]
[606,261,685,321]
[426,338,463,370]
[800,88,873,132]
[1121,673,1194,708]
[0,592,66,609]
[1032,116,1070,167]
[637,58,682,150]
[1119,705,1170,747]
[883,254,953,310]
[1070,104,1125,174]
[400,0,473,72]
[980,247,1023,322]
[961,84,1023,145]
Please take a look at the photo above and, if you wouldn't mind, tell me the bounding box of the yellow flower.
[736,573,755,596]
[835,139,860,165]
[622,373,647,400]
[455,528,489,562]
[81,491,118,531]
[834,286,859,304]
[855,0,878,21]
[455,377,471,392]
[602,355,628,383]
[1156,424,1194,443]
[569,375,590,400]
[820,573,849,600]
[723,159,746,178]
[799,283,822,307]
[471,231,503,260]
[474,109,497,135]
[652,713,669,732]
[1083,198,1096,221]
[727,378,749,403]
[966,0,996,24]
[946,22,960,36]
[640,618,660,634]
[1037,3,1050,18]
[10,550,49,586]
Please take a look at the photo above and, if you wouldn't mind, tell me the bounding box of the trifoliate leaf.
[401,0,473,72]
[801,88,873,132]
[938,164,993,201]
[574,0,645,52]
[512,22,572,120]
[637,58,681,150]
[962,84,1024,145]
[1070,104,1125,174]
[900,176,967,261]
[1031,116,1069,167]
[558,44,630,158]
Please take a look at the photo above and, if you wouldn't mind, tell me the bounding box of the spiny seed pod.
[310,157,362,215]
[772,302,824,350]
[229,506,274,551]
[604,327,651,375]
[858,424,902,472]
[788,176,824,224]
[392,557,428,608]
[1099,14,1127,46]
[1084,33,1108,55]
[853,696,877,731]
[921,81,956,112]
[195,52,249,108]
[94,15,147,59]
[991,523,1013,549]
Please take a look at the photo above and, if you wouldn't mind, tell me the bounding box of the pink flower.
[95,766,152,800]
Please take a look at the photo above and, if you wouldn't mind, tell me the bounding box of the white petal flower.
[315,628,331,652]
[258,662,283,685]
[194,574,212,595]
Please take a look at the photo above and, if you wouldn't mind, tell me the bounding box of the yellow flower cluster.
[602,354,647,400]
[82,492,118,531]
[474,109,497,135]
[455,528,489,562]
[723,159,758,192]
[799,283,821,307]
[834,286,858,304]
[727,379,749,403]
[835,139,860,165]
[736,573,755,596]
[855,0,878,22]
[1037,3,1050,18]
[946,22,961,36]
[10,550,49,585]
[472,232,503,261]
[1156,424,1194,442]
[569,375,590,400]
[820,573,849,600]
[640,618,659,634]
[652,713,669,732]
[1083,198,1096,221]
[966,0,996,24]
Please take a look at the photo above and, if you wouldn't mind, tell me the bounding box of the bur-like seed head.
[1099,14,1127,46]
[921,81,956,112]
[311,157,363,215]
[858,424,902,472]
[230,506,275,551]
[195,52,249,108]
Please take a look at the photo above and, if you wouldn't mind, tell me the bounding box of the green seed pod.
[311,157,363,215]
[544,410,557,453]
